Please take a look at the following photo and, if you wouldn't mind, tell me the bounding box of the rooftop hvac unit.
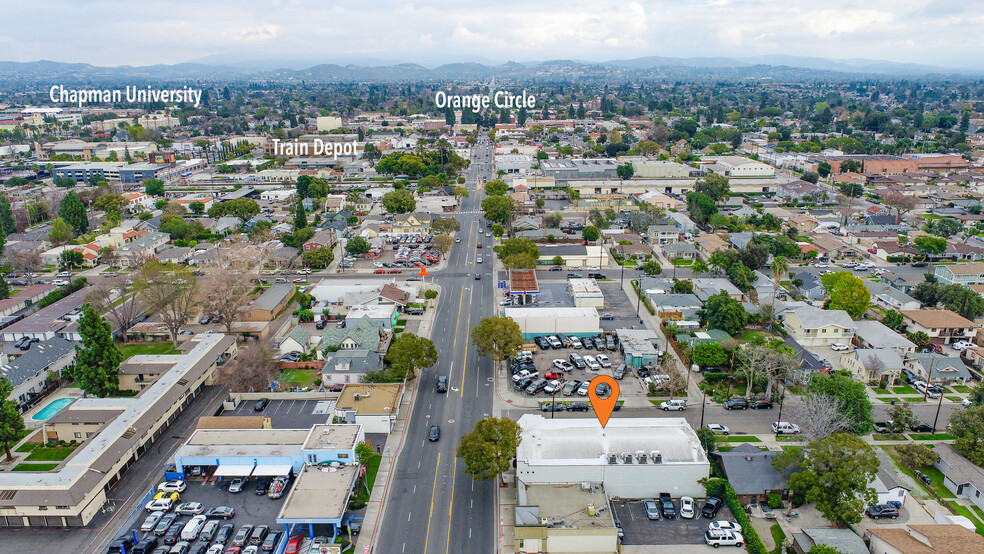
[621,452,633,464]
[353,394,361,401]
[581,482,592,491]
[608,455,618,465]
[651,450,662,464]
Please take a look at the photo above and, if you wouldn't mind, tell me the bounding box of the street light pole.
[619,244,625,289]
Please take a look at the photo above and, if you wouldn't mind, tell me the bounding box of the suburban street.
[373,140,498,554]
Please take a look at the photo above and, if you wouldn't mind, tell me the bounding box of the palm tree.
[692,259,708,278]
[898,233,909,265]
[770,256,788,327]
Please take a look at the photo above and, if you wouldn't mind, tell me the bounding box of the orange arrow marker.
[588,375,620,428]
[418,265,429,277]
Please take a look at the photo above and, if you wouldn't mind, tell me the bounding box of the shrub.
[703,372,730,383]
[705,478,768,554]
[766,492,782,509]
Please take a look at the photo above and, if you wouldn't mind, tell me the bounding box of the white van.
[181,515,207,540]
[771,421,801,435]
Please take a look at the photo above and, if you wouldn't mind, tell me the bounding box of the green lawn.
[871,435,899,441]
[12,463,59,471]
[722,435,762,442]
[119,342,180,360]
[872,387,891,395]
[25,445,78,462]
[947,396,963,402]
[276,369,320,388]
[770,524,786,553]
[911,433,956,441]
[947,501,984,535]
[882,445,954,500]
[16,442,40,452]
[893,384,917,394]
[953,384,973,393]
[351,454,383,505]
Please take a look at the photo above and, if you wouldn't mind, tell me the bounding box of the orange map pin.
[588,375,620,428]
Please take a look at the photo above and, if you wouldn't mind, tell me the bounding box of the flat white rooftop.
[504,307,599,319]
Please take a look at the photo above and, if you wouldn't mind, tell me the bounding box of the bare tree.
[762,349,798,399]
[882,191,918,225]
[200,273,253,334]
[217,343,277,392]
[85,273,144,342]
[136,262,198,347]
[790,394,851,440]
[7,249,42,284]
[735,345,773,398]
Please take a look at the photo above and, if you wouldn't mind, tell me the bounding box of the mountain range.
[0,55,979,85]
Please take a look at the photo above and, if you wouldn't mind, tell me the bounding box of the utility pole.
[774,380,787,439]
[699,387,708,429]
[923,353,937,402]
[932,381,945,434]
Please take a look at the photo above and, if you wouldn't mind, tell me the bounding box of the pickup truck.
[659,493,676,519]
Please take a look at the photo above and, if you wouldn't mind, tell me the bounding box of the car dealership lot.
[613,498,735,547]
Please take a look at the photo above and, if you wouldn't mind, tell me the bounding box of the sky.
[0,0,979,69]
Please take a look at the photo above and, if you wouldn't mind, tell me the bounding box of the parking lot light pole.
[551,388,557,419]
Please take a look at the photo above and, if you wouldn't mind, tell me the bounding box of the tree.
[86,273,143,343]
[692,259,708,277]
[60,249,84,270]
[791,394,852,439]
[355,442,374,469]
[431,217,461,234]
[582,225,600,242]
[494,238,539,269]
[382,189,416,214]
[346,237,371,256]
[914,235,947,260]
[208,197,260,223]
[453,186,469,200]
[641,261,662,276]
[59,190,88,234]
[302,246,334,268]
[551,255,564,266]
[481,195,516,227]
[820,271,870,319]
[939,284,984,320]
[695,173,730,202]
[969,382,984,407]
[144,178,166,196]
[692,342,727,369]
[896,443,938,470]
[784,433,878,525]
[72,304,122,397]
[817,161,832,177]
[94,193,126,222]
[887,401,915,437]
[686,191,718,225]
[295,175,312,199]
[807,371,874,435]
[883,310,905,331]
[472,316,524,372]
[837,182,864,197]
[48,217,74,245]
[672,279,693,294]
[616,163,634,197]
[484,180,508,196]
[907,331,930,349]
[949,405,984,465]
[293,199,307,230]
[188,201,205,215]
[924,217,963,238]
[434,234,454,255]
[0,377,25,461]
[217,343,277,392]
[882,191,918,225]
[490,223,504,237]
[696,292,748,335]
[136,262,198,347]
[386,334,438,381]
[457,417,521,485]
[162,203,186,216]
[199,272,253,334]
[424,289,439,300]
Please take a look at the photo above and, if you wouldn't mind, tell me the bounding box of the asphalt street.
[372,139,497,554]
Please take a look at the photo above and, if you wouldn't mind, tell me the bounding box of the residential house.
[811,234,856,260]
[392,212,432,234]
[780,306,856,347]
[122,192,155,211]
[904,353,973,385]
[778,180,826,203]
[793,271,826,301]
[318,315,384,353]
[900,309,976,345]
[321,350,382,386]
[853,320,916,355]
[649,293,702,320]
[647,224,680,245]
[694,233,729,261]
[934,262,984,286]
[667,211,697,232]
[512,215,542,231]
[345,304,398,330]
[714,443,798,504]
[279,326,311,355]
[791,529,867,554]
[841,348,903,387]
[935,443,984,512]
[752,271,784,302]
[241,283,294,322]
[884,272,925,294]
[662,242,697,261]
[868,524,984,554]
[156,246,192,265]
[691,278,744,301]
[865,281,921,312]
[113,232,170,267]
[783,336,828,382]
[303,229,337,252]
[872,450,910,507]
[377,283,413,311]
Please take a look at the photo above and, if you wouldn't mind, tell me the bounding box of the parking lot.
[343,233,445,273]
[223,398,332,429]
[612,497,735,547]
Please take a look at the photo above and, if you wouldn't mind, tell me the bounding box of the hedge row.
[631,280,656,315]
[705,477,768,554]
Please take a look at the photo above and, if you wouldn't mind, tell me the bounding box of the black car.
[910,422,935,433]
[255,478,271,495]
[261,530,283,552]
[541,402,565,412]
[107,535,136,554]
[750,400,774,409]
[901,369,917,384]
[701,497,724,518]
[436,376,448,393]
[534,336,550,349]
[249,525,270,545]
[163,521,184,544]
[723,397,749,410]
[566,401,589,412]
[154,513,178,535]
[131,537,159,554]
[912,261,928,267]
[567,273,582,279]
[659,493,676,519]
[866,504,900,520]
[206,506,235,519]
[428,425,440,442]
[526,378,548,395]
[549,266,562,271]
[253,398,270,411]
[214,523,235,544]
[187,543,209,554]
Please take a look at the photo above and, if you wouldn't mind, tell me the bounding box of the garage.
[213,464,255,477]
[252,464,294,477]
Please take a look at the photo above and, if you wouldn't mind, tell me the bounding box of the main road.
[373,139,499,554]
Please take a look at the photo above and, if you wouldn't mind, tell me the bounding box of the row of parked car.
[533,333,616,351]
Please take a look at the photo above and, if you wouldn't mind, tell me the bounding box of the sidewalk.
[354,285,442,554]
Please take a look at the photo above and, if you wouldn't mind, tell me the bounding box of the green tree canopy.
[0,377,25,461]
[385,334,438,381]
[820,271,870,319]
[59,190,89,234]
[696,292,748,335]
[48,217,74,245]
[382,189,416,214]
[784,433,879,525]
[950,404,984,466]
[484,180,508,196]
[481,195,516,227]
[456,417,521,485]
[582,225,600,242]
[472,316,524,370]
[302,246,334,268]
[72,304,122,398]
[346,236,371,256]
[807,371,874,435]
[494,238,539,268]
[208,197,260,222]
[431,217,461,234]
[692,341,727,368]
[144,178,165,196]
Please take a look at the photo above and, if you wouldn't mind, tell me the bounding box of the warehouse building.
[568,279,604,309]
[504,307,601,338]
[515,484,619,554]
[515,415,709,499]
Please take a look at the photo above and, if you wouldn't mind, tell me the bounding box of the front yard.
[118,342,180,360]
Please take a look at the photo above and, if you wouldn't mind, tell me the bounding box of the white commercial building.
[504,307,601,338]
[568,279,605,309]
[515,415,710,500]
[317,116,343,132]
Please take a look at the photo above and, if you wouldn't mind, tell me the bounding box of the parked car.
[232,524,254,547]
[175,502,204,515]
[206,506,235,519]
[146,498,174,512]
[680,496,695,519]
[260,530,282,552]
[181,515,208,541]
[525,378,548,395]
[659,493,676,519]
[702,497,724,518]
[576,381,591,396]
[830,343,850,351]
[723,398,749,410]
[284,535,305,554]
[660,399,687,411]
[705,530,744,548]
[252,398,270,411]
[154,513,179,535]
[552,359,574,371]
[540,402,565,412]
[644,498,660,520]
[705,423,730,435]
[771,421,801,434]
[749,400,773,410]
[596,354,611,368]
[570,337,583,349]
[158,480,187,493]
[866,504,900,520]
[543,380,562,394]
[583,355,600,370]
[600,312,614,320]
[709,521,743,533]
[613,364,626,380]
[228,477,246,493]
[213,523,235,544]
[141,512,164,532]
[910,422,935,433]
[566,401,589,412]
[248,525,270,546]
[163,521,185,544]
[200,520,220,542]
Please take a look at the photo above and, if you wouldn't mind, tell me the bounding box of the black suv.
[659,493,676,519]
[566,401,589,412]
[750,399,773,409]
[723,397,749,410]
[866,504,900,520]
[534,336,550,349]
[701,497,723,518]
[436,376,448,393]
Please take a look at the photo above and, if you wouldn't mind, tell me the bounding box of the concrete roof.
[334,383,401,415]
[277,464,357,523]
[516,415,706,466]
[521,484,616,529]
[615,328,660,356]
[302,424,361,451]
[504,306,599,319]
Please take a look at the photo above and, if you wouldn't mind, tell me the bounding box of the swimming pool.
[32,398,74,421]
